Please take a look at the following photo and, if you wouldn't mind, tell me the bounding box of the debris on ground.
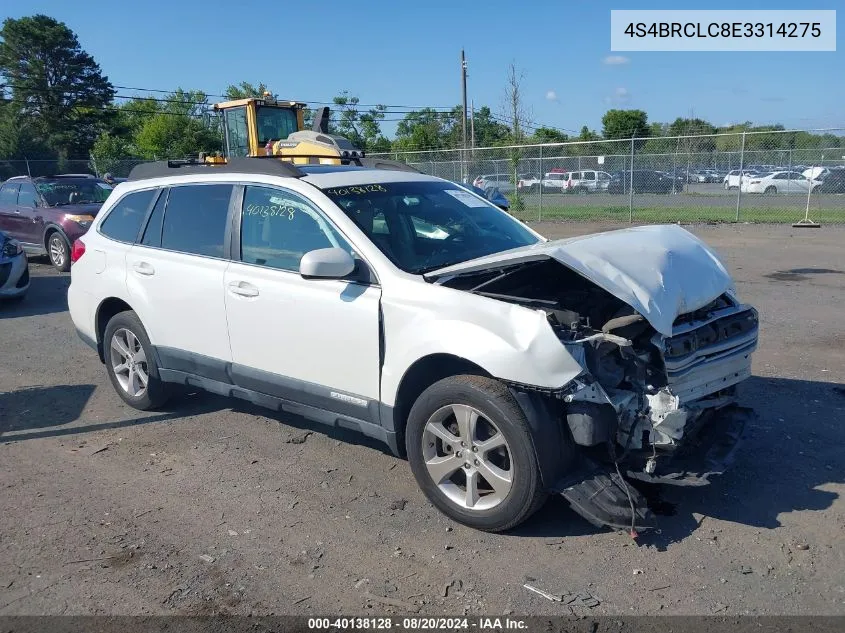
[442,578,463,598]
[795,543,810,551]
[286,431,312,444]
[633,569,644,575]
[199,554,215,563]
[362,591,419,612]
[389,498,407,511]
[523,583,602,608]
[739,566,753,574]
[227,530,238,537]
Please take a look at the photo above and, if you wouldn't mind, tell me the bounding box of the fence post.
[628,136,635,223]
[735,132,746,222]
[538,145,543,221]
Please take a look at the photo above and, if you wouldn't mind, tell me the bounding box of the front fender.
[380,289,584,406]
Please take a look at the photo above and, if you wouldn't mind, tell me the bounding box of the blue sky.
[4,0,843,136]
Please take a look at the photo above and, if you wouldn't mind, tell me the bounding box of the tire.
[47,231,70,272]
[764,186,777,195]
[405,375,546,532]
[103,310,170,411]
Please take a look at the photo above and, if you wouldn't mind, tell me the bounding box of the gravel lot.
[1,223,843,617]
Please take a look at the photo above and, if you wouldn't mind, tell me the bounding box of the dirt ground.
[0,223,843,617]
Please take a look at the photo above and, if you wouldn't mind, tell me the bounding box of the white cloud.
[603,55,630,65]
[546,90,559,102]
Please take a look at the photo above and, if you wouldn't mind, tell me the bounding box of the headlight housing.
[65,214,95,229]
[1,238,23,258]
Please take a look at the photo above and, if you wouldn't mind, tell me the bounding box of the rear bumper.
[0,254,29,297]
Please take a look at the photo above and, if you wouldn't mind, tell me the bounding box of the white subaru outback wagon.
[68,157,758,533]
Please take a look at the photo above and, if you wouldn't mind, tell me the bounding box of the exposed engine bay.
[438,257,759,530]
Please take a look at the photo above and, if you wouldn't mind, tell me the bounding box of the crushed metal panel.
[426,224,734,336]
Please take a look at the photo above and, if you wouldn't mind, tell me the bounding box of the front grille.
[0,262,11,287]
[661,305,759,403]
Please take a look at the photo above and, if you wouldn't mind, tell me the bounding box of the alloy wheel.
[109,328,149,398]
[421,404,513,510]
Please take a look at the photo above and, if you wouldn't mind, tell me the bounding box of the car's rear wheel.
[47,232,70,272]
[764,186,777,195]
[104,310,170,410]
[406,375,546,532]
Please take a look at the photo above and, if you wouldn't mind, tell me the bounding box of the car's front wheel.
[47,232,70,272]
[104,310,170,410]
[406,375,546,532]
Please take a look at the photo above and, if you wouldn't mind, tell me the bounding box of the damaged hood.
[426,224,734,336]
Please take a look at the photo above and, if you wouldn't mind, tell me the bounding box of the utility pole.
[461,49,468,182]
[470,98,476,154]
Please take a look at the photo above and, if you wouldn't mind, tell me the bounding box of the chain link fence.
[372,128,845,224]
[3,128,844,224]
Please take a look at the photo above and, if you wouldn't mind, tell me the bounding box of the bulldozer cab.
[214,97,306,158]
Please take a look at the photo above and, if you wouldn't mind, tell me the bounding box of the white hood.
[427,224,734,337]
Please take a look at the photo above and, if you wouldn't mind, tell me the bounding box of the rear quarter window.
[99,189,157,243]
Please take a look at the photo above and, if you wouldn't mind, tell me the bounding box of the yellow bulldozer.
[211,94,365,165]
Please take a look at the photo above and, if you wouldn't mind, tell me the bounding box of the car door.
[789,172,811,193]
[582,171,596,191]
[125,184,235,374]
[224,184,382,423]
[15,182,42,244]
[0,183,21,238]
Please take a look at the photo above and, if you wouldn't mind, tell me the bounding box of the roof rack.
[353,157,420,173]
[128,157,303,181]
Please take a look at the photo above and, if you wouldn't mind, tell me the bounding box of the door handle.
[132,262,155,276]
[227,281,259,297]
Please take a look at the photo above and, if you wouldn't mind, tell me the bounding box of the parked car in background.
[472,174,533,194]
[562,170,612,193]
[607,170,675,194]
[538,171,569,192]
[0,229,29,300]
[812,168,845,193]
[0,175,113,271]
[802,167,829,182]
[741,171,814,194]
[516,175,541,192]
[723,170,759,190]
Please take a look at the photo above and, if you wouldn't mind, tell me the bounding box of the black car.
[814,169,845,194]
[607,170,675,194]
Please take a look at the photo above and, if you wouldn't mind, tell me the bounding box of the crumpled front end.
[562,293,758,480]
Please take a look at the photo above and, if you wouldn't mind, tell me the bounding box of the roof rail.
[353,157,420,173]
[128,157,303,181]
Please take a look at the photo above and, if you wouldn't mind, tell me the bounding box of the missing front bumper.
[625,404,753,487]
[553,404,753,531]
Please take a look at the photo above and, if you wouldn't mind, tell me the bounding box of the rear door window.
[161,184,233,258]
[140,189,168,247]
[17,183,39,207]
[99,189,157,243]
[0,183,19,207]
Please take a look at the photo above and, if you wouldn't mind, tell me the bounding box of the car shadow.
[0,270,69,319]
[510,375,844,545]
[0,383,394,456]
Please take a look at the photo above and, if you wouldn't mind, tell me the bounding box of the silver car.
[0,230,29,300]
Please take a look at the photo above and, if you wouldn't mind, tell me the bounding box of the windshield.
[256,106,299,145]
[321,180,540,274]
[36,179,112,206]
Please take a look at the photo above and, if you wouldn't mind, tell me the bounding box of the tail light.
[70,239,86,264]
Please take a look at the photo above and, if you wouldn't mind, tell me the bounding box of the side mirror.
[300,247,355,280]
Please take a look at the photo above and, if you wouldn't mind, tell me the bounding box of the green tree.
[393,108,453,151]
[531,126,569,144]
[89,131,137,177]
[0,14,115,157]
[224,81,275,100]
[331,91,389,152]
[132,89,220,159]
[601,109,650,140]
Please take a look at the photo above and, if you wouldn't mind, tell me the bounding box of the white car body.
[723,170,758,189]
[69,163,758,531]
[741,171,814,194]
[0,233,29,299]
